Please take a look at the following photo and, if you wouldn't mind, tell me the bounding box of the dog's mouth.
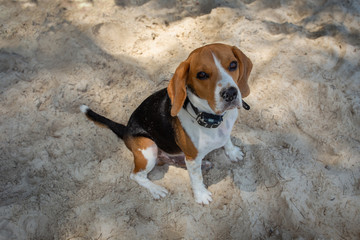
[217,98,241,113]
[217,99,250,113]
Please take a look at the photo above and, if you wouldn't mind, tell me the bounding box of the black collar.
[183,98,224,128]
[183,97,250,129]
[242,100,250,110]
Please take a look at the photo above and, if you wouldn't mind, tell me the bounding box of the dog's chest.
[178,108,238,155]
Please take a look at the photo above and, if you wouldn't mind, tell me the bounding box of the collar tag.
[196,112,223,128]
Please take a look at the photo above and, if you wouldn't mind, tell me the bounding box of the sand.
[0,0,359,239]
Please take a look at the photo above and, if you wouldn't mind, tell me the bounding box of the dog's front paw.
[225,145,244,162]
[194,186,213,205]
[149,184,168,199]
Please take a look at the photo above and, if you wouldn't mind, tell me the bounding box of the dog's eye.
[196,71,209,80]
[229,61,237,71]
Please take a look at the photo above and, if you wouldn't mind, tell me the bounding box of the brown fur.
[167,61,190,117]
[232,46,252,97]
[124,136,156,173]
[172,118,198,160]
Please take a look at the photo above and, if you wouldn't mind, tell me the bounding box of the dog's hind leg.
[125,137,168,199]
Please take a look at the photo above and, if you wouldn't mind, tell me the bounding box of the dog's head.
[167,43,252,116]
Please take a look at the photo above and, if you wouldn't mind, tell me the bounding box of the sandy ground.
[0,0,359,239]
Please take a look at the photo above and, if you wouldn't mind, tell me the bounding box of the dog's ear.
[232,46,252,98]
[167,61,190,117]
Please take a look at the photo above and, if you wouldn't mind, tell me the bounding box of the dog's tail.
[80,105,126,139]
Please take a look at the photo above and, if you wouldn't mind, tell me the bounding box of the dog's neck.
[183,90,224,128]
[182,89,250,128]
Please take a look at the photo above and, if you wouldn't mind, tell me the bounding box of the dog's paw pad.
[225,146,244,162]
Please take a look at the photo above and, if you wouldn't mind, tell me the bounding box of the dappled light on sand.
[0,0,359,239]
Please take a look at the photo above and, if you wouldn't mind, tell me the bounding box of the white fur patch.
[139,145,157,172]
[178,106,238,154]
[80,105,89,113]
[212,53,242,112]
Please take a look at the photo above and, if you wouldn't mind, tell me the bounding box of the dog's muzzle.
[220,87,250,111]
[220,87,238,103]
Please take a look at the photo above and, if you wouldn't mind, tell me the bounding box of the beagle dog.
[80,43,252,204]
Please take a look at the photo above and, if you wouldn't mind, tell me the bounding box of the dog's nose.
[220,87,238,102]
